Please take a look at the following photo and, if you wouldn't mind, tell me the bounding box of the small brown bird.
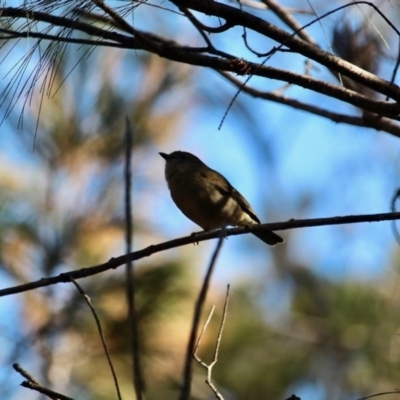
[160,151,283,246]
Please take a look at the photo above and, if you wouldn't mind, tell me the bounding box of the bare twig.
[124,118,145,398]
[13,363,39,385]
[194,284,230,400]
[69,279,122,400]
[357,390,400,400]
[194,305,215,357]
[180,235,224,400]
[13,363,74,400]
[0,212,400,297]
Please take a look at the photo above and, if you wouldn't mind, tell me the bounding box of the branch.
[194,284,230,400]
[1,4,400,117]
[0,211,399,297]
[357,390,400,400]
[180,235,224,400]
[219,71,400,138]
[70,279,122,400]
[141,53,400,116]
[260,0,316,44]
[124,118,145,398]
[13,363,74,400]
[0,7,136,45]
[170,0,400,102]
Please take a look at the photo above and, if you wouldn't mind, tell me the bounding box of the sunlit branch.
[194,284,230,400]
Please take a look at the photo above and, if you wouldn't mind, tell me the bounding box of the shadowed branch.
[0,211,399,297]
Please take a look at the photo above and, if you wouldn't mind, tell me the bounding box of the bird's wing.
[229,186,261,223]
[209,169,261,224]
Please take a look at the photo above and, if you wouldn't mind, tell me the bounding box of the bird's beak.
[159,152,169,160]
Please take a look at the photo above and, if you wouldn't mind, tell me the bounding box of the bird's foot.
[190,232,200,245]
[220,226,228,240]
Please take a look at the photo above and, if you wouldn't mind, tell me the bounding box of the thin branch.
[178,6,235,59]
[194,305,215,357]
[357,390,400,400]
[13,363,39,385]
[180,235,224,400]
[0,211,400,297]
[0,27,126,47]
[69,279,122,400]
[0,7,135,45]
[124,118,145,398]
[218,71,400,138]
[220,60,400,119]
[179,7,214,47]
[90,0,137,37]
[388,37,400,97]
[212,284,230,367]
[194,284,230,400]
[13,364,74,400]
[260,0,316,44]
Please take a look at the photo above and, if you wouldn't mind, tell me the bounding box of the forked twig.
[194,284,231,400]
[13,363,74,400]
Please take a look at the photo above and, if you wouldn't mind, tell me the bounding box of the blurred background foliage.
[1,1,400,400]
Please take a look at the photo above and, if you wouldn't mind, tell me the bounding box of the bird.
[159,151,283,246]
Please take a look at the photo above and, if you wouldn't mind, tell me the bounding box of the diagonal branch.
[218,71,400,138]
[1,5,400,119]
[0,212,399,297]
[70,279,122,400]
[169,0,400,101]
[260,0,316,44]
[14,363,74,400]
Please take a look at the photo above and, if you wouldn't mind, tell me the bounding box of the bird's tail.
[252,229,284,246]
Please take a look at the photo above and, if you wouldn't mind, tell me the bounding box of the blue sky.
[1,0,400,398]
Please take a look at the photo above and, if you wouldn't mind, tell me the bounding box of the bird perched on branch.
[160,151,283,246]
